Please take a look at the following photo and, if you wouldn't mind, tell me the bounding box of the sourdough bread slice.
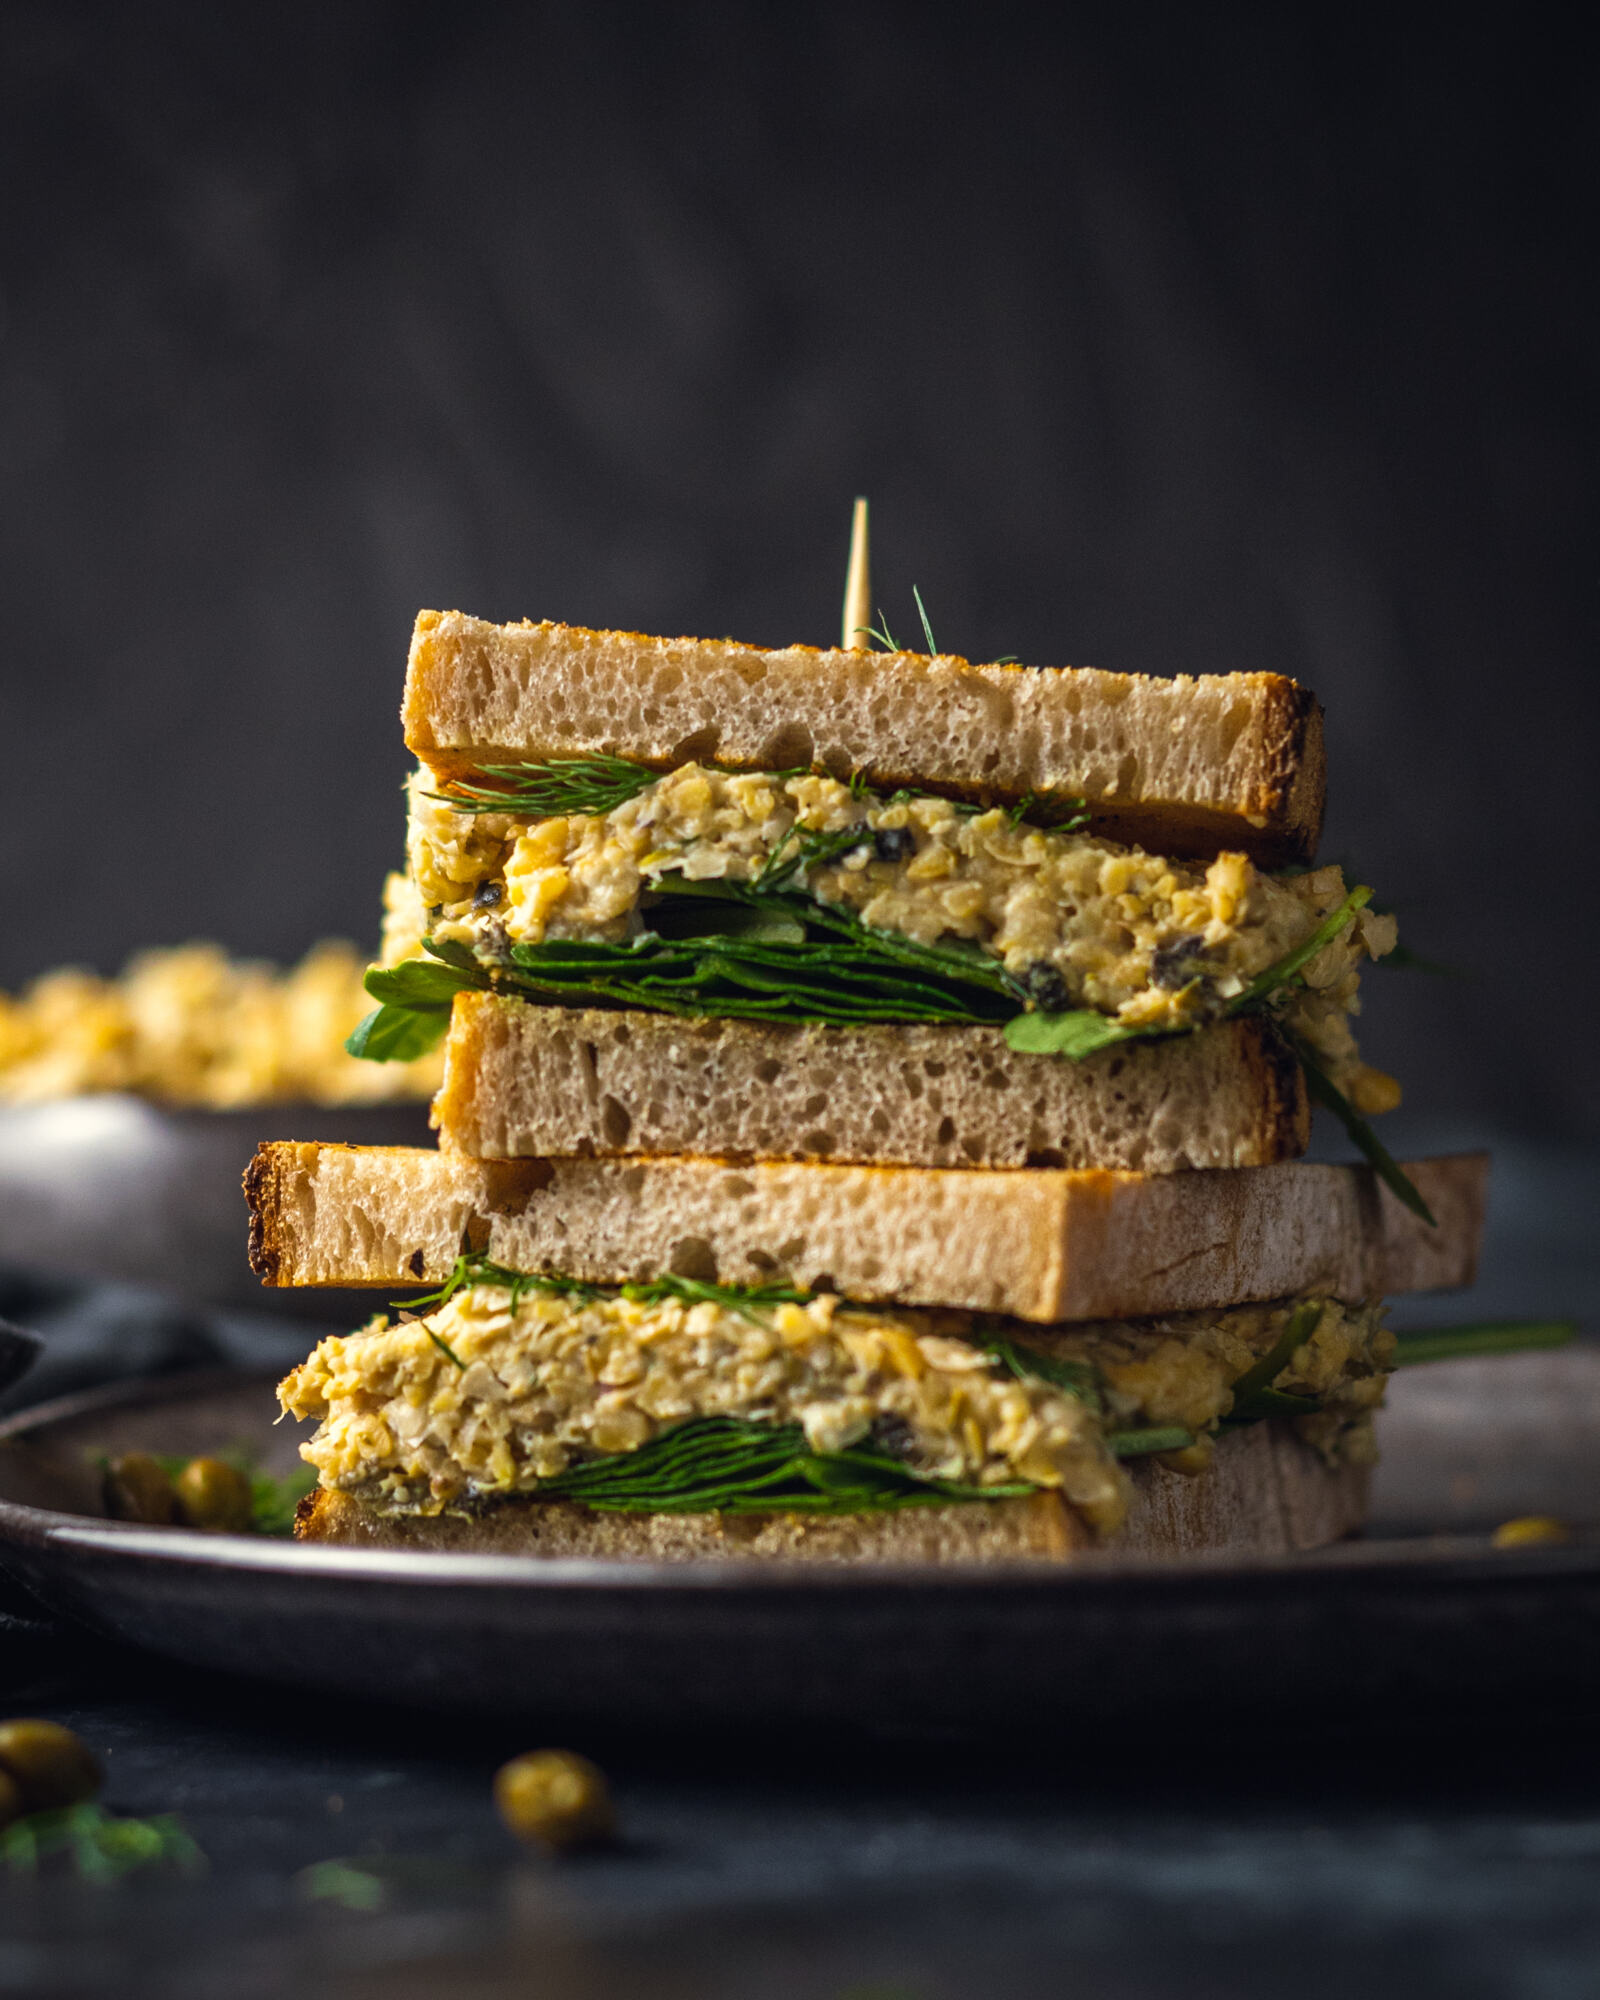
[245,1142,1487,1323]
[295,1420,1366,1563]
[433,996,1310,1174]
[402,611,1326,866]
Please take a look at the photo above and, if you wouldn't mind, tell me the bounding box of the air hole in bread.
[722,1175,755,1198]
[599,1095,632,1147]
[755,1058,783,1084]
[668,1236,718,1281]
[802,1130,836,1153]
[936,1116,956,1145]
[802,1093,828,1117]
[1217,698,1251,758]
[671,725,721,763]
[762,721,815,768]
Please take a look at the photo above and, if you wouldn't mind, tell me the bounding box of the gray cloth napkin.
[0,1265,338,1414]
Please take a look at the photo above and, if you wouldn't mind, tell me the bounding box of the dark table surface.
[2,1124,1597,1999]
[4,1588,1600,2000]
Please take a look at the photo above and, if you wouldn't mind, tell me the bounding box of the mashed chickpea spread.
[388,763,1398,1102]
[0,941,441,1107]
[280,1282,1391,1534]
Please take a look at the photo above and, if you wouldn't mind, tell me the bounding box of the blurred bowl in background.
[0,1096,433,1319]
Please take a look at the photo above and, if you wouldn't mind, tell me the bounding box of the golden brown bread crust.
[432,997,1311,1175]
[245,1142,1487,1324]
[401,611,1326,867]
[294,1421,1367,1563]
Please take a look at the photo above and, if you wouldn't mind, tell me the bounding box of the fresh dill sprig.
[430,755,664,819]
[858,608,900,651]
[400,1251,812,1327]
[913,585,938,656]
[748,822,872,895]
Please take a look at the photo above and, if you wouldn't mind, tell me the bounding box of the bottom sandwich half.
[277,1260,1394,1564]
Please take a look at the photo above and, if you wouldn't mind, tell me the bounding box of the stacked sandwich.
[249,609,1486,1561]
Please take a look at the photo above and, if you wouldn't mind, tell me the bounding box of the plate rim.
[3,1366,1598,1599]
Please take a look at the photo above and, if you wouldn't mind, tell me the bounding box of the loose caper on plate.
[494,1750,615,1853]
[0,1719,103,1821]
[102,1452,266,1532]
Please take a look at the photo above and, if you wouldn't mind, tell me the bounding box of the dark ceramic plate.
[1,1355,1598,1726]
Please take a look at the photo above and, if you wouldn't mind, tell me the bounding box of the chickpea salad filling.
[278,1259,1395,1535]
[376,760,1397,1103]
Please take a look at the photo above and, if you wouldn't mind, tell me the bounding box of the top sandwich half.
[365,612,1400,1145]
[402,610,1326,864]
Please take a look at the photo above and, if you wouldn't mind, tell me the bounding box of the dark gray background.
[1,2,1594,1142]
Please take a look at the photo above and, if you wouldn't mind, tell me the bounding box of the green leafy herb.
[349,883,1026,1062]
[1221,1300,1325,1424]
[749,822,873,894]
[345,953,488,1062]
[1,1804,204,1882]
[913,585,938,656]
[424,1325,467,1370]
[1104,1426,1197,1458]
[1286,1033,1436,1225]
[1002,1009,1144,1060]
[982,1336,1105,1413]
[299,1858,389,1912]
[1391,1320,1577,1367]
[430,754,664,819]
[1225,884,1373,1015]
[402,1250,812,1327]
[248,1464,318,1536]
[858,609,901,651]
[531,1416,1034,1514]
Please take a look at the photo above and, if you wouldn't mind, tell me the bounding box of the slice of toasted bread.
[402,611,1325,866]
[245,1142,1487,1324]
[295,1420,1366,1563]
[432,997,1310,1175]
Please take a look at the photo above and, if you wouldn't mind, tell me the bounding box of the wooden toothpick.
[842,497,871,650]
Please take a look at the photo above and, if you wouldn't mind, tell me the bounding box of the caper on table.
[173,1457,254,1533]
[0,1719,103,1811]
[494,1750,615,1852]
[103,1452,177,1525]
